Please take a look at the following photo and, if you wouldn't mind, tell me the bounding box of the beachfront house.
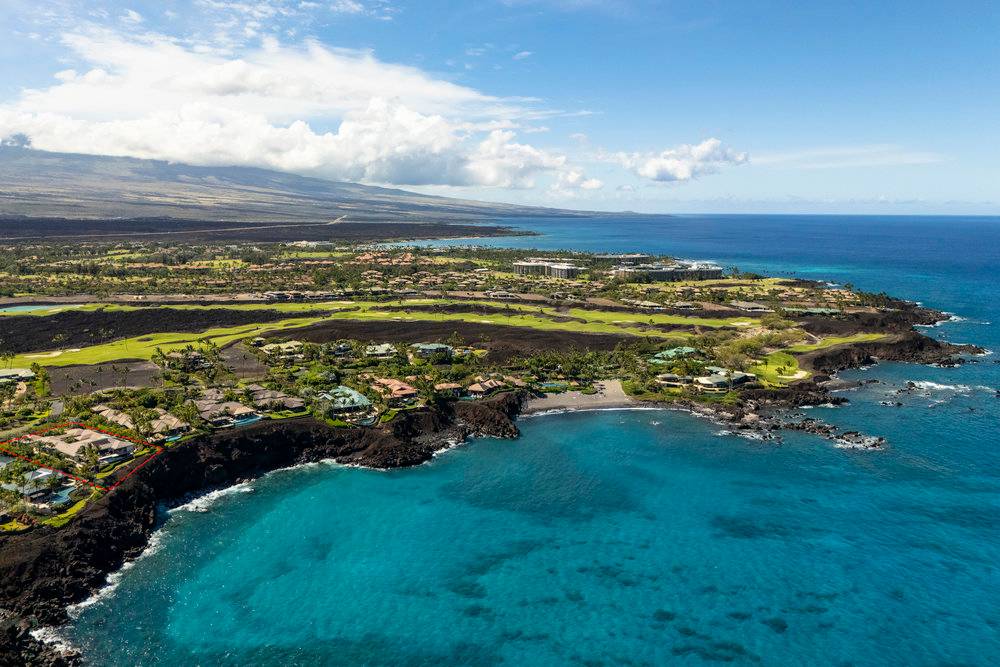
[190,398,260,428]
[91,404,190,442]
[147,410,191,443]
[318,386,373,416]
[244,384,307,412]
[467,378,505,399]
[28,428,138,466]
[372,378,419,406]
[434,382,464,398]
[655,373,694,388]
[1,468,74,507]
[693,367,757,392]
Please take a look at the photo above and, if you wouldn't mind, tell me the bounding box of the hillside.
[0,146,586,223]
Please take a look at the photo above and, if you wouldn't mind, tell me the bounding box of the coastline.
[522,380,639,415]
[0,327,984,664]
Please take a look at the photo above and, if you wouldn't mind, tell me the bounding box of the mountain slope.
[0,147,587,223]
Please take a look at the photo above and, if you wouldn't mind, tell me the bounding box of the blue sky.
[1,0,998,213]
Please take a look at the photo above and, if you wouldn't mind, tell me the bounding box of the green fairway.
[6,297,791,368]
[786,333,887,352]
[10,315,330,367]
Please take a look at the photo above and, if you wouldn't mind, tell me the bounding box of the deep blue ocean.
[66,215,1000,665]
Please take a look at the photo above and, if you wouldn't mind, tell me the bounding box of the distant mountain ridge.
[0,146,592,223]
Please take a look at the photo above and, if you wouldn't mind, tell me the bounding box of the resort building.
[593,253,652,265]
[609,261,724,282]
[243,384,306,412]
[28,428,138,465]
[513,259,584,279]
[609,264,722,282]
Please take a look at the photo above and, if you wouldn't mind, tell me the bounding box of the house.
[655,373,693,388]
[29,428,138,465]
[1,469,72,506]
[243,384,306,412]
[434,382,463,397]
[693,367,757,392]
[365,343,397,359]
[729,301,773,313]
[162,350,212,371]
[92,404,189,442]
[372,378,419,406]
[467,379,505,398]
[0,368,35,385]
[502,375,528,388]
[147,410,190,443]
[261,340,305,360]
[319,386,373,415]
[784,307,841,315]
[649,347,699,364]
[190,399,259,428]
[331,342,353,357]
[409,343,454,360]
[91,404,136,430]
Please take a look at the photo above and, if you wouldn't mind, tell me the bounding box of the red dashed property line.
[0,421,164,493]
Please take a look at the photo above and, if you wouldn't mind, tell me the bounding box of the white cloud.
[512,50,533,60]
[752,144,944,169]
[329,0,364,13]
[551,168,603,193]
[612,138,747,182]
[121,9,144,24]
[0,28,601,190]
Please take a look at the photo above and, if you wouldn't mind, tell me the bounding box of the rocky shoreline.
[0,327,979,665]
[0,393,525,665]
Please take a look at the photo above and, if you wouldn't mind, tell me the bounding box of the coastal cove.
[4,213,1000,665]
[62,405,1000,665]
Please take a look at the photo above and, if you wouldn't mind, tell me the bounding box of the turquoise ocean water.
[67,215,1000,665]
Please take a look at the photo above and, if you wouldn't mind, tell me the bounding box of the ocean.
[66,215,1000,665]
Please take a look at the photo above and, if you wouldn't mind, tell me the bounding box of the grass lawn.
[0,519,30,532]
[750,351,809,385]
[41,493,97,528]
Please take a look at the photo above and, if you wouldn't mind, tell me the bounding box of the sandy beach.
[523,379,638,415]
